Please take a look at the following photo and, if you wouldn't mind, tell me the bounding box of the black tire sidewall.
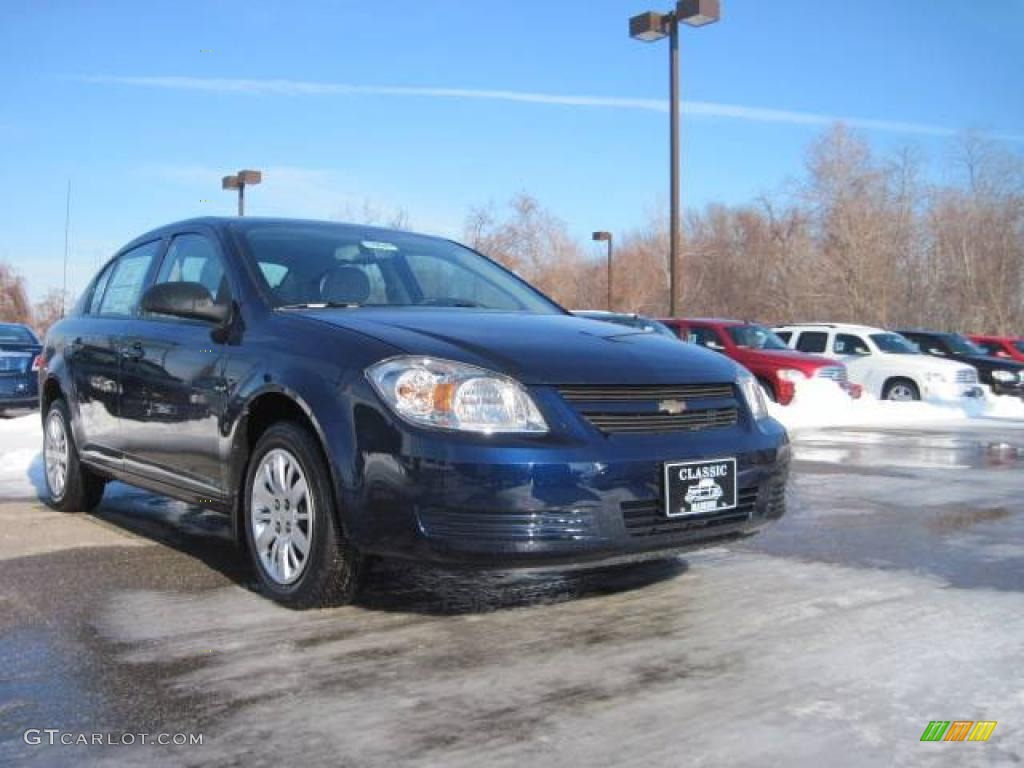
[243,423,343,603]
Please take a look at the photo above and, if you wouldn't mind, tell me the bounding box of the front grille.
[622,487,759,538]
[814,366,848,382]
[559,384,733,402]
[417,507,599,542]
[956,369,978,384]
[559,383,738,435]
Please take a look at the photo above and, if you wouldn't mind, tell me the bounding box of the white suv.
[773,323,981,402]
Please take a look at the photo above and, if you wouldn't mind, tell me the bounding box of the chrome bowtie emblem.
[658,399,687,415]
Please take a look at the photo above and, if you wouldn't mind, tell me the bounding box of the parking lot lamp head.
[222,170,262,216]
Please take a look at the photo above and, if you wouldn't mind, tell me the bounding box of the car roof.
[774,322,886,334]
[676,317,748,327]
[118,216,452,253]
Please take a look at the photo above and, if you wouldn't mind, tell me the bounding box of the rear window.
[0,325,37,344]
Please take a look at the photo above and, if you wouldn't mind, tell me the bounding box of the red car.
[661,318,857,405]
[968,334,1024,363]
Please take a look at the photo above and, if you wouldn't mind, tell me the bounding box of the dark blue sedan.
[0,322,41,412]
[40,218,789,607]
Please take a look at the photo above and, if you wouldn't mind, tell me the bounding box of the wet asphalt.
[1,423,1022,767]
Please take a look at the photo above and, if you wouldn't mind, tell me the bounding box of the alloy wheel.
[250,448,314,585]
[44,410,69,500]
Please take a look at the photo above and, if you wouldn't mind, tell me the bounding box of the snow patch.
[768,379,1024,433]
[0,413,43,499]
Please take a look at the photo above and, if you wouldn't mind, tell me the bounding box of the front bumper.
[921,381,983,401]
[349,420,791,567]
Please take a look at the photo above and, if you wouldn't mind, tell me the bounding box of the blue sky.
[2,0,1022,300]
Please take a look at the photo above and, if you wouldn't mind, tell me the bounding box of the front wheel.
[243,422,362,608]
[43,399,105,512]
[882,379,921,402]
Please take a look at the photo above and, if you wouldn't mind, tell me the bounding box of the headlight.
[738,370,769,420]
[992,370,1016,383]
[776,368,807,382]
[366,357,548,434]
[924,372,947,383]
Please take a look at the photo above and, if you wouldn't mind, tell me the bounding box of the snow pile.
[768,379,1024,432]
[0,413,44,499]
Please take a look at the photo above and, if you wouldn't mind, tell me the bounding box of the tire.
[43,399,106,512]
[243,421,362,608]
[882,378,920,402]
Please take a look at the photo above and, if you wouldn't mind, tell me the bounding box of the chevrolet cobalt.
[40,218,789,607]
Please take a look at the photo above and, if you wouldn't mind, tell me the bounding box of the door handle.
[120,341,144,361]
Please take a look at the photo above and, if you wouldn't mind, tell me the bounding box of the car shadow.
[73,483,688,616]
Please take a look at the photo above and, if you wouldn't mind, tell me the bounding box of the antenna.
[62,178,71,317]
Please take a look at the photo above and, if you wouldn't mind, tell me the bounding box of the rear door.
[118,230,234,495]
[68,241,162,469]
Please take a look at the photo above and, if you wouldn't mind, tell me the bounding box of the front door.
[118,232,234,495]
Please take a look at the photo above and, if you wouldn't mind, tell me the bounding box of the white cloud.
[77,74,1024,142]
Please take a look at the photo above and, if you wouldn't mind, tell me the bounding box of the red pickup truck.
[661,317,857,405]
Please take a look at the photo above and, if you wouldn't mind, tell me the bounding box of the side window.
[88,262,115,315]
[795,331,828,354]
[977,341,1000,356]
[920,338,945,355]
[155,234,230,305]
[688,327,724,350]
[775,331,792,344]
[834,334,870,356]
[98,241,161,317]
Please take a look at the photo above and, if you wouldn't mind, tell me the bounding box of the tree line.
[467,124,1024,335]
[2,123,1021,338]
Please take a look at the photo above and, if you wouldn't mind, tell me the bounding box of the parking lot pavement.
[1,426,1022,767]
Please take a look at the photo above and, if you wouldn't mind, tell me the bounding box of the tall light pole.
[222,169,262,216]
[592,231,613,310]
[629,0,720,317]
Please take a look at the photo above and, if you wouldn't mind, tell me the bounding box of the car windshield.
[0,324,37,344]
[576,312,678,338]
[871,333,919,354]
[944,334,986,356]
[727,325,789,350]
[232,222,563,314]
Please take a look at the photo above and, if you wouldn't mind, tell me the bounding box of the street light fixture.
[222,169,262,216]
[592,231,614,311]
[629,0,720,317]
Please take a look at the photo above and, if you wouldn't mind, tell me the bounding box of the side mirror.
[141,282,229,324]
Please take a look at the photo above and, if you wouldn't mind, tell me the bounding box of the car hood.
[294,308,741,385]
[735,348,840,369]
[958,354,1024,372]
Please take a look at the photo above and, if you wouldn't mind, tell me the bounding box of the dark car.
[898,330,1024,398]
[0,322,42,413]
[572,310,678,339]
[40,218,790,607]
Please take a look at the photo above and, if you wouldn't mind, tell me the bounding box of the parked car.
[773,323,981,402]
[968,334,1024,363]
[572,310,678,339]
[40,217,790,607]
[898,330,1024,399]
[0,322,42,414]
[660,318,855,405]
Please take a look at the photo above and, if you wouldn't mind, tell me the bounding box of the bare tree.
[0,263,31,324]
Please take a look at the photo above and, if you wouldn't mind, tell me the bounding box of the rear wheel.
[883,378,920,402]
[243,422,362,608]
[43,399,105,512]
